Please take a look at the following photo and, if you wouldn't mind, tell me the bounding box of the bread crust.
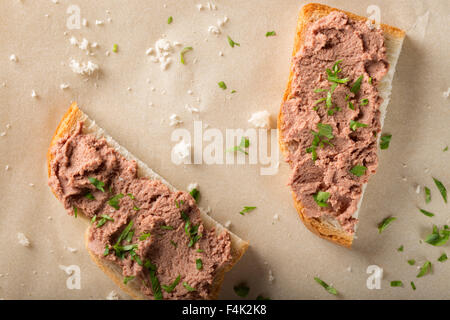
[277,3,405,247]
[47,102,248,299]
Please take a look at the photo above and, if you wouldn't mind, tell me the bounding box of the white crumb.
[17,233,30,247]
[185,104,199,113]
[95,20,104,25]
[224,220,231,228]
[415,185,421,194]
[0,132,5,137]
[29,183,34,187]
[196,4,203,10]
[60,83,70,90]
[106,291,119,300]
[443,88,450,98]
[208,25,221,35]
[248,111,271,128]
[5,165,9,171]
[66,247,78,253]
[169,114,183,127]
[9,54,18,62]
[187,183,199,192]
[69,59,99,76]
[31,90,37,98]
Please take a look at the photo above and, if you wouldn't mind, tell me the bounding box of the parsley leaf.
[233,283,250,297]
[390,281,403,287]
[123,276,135,285]
[350,75,363,94]
[96,214,114,228]
[227,36,240,48]
[239,206,256,215]
[161,275,181,293]
[265,31,276,37]
[167,16,173,24]
[424,186,431,203]
[350,165,367,177]
[416,261,432,278]
[88,177,105,192]
[433,177,447,203]
[180,46,193,65]
[407,259,415,265]
[425,225,450,246]
[196,258,203,270]
[218,81,227,90]
[411,281,416,290]
[144,260,163,300]
[438,253,448,262]
[108,193,124,210]
[378,217,396,234]
[350,120,368,131]
[380,134,392,150]
[227,137,250,155]
[139,232,151,241]
[314,277,338,295]
[313,191,330,207]
[419,208,435,217]
[189,188,200,202]
[183,282,196,292]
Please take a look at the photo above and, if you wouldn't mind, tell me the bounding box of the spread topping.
[48,123,232,299]
[280,11,389,233]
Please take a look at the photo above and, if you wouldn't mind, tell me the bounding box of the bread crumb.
[443,88,450,98]
[415,185,421,194]
[31,90,37,98]
[187,183,199,192]
[95,20,104,25]
[185,104,199,113]
[9,54,17,62]
[67,247,78,253]
[196,4,203,10]
[29,183,34,187]
[0,132,5,137]
[17,233,30,247]
[60,83,70,90]
[106,291,119,300]
[69,59,99,76]
[248,111,271,128]
[5,165,9,171]
[224,220,231,228]
[169,114,183,127]
[208,25,221,35]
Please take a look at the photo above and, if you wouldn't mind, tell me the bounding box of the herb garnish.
[218,81,227,90]
[183,282,196,292]
[407,259,415,265]
[378,217,396,233]
[167,16,173,24]
[189,188,200,202]
[416,261,432,278]
[410,281,416,290]
[438,253,448,262]
[265,31,276,37]
[161,275,181,293]
[180,47,193,65]
[433,177,447,203]
[84,192,95,200]
[350,75,363,94]
[397,245,404,252]
[314,277,338,295]
[348,101,355,110]
[88,177,105,192]
[196,258,203,270]
[227,136,250,155]
[425,187,431,203]
[390,281,403,287]
[419,208,435,217]
[380,134,392,150]
[424,225,450,246]
[326,60,349,84]
[350,165,367,177]
[313,191,330,207]
[127,193,135,200]
[360,98,369,106]
[160,225,174,231]
[233,283,250,297]
[145,260,163,300]
[112,44,118,53]
[444,146,448,152]
[239,206,256,215]
[103,245,109,256]
[108,193,124,210]
[91,215,97,224]
[349,120,368,131]
[96,214,114,228]
[170,240,178,248]
[139,232,151,241]
[123,276,135,285]
[227,36,240,48]
[306,123,334,161]
[73,206,78,218]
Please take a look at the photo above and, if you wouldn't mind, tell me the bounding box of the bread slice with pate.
[47,102,249,299]
[278,3,405,247]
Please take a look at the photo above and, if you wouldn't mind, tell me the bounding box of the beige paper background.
[0,0,449,299]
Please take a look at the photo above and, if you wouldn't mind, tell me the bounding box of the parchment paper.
[0,0,449,299]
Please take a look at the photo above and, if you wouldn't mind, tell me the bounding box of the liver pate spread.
[48,123,232,299]
[281,11,389,233]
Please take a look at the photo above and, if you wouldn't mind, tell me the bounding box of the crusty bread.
[277,3,405,247]
[48,102,249,299]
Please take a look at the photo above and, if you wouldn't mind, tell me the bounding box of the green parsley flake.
[380,134,392,150]
[390,281,403,287]
[424,187,431,203]
[84,192,95,200]
[438,253,448,262]
[407,259,415,265]
[348,101,355,110]
[326,60,349,84]
[73,206,78,218]
[170,240,177,248]
[227,36,240,48]
[397,245,404,252]
[96,214,114,228]
[433,177,447,203]
[314,277,338,295]
[411,281,416,290]
[239,206,256,215]
[419,208,435,217]
[313,191,330,207]
[444,146,448,152]
[161,275,181,293]
[103,245,109,256]
[88,177,105,192]
[180,46,193,64]
[265,31,276,37]
[160,225,174,231]
[350,75,363,94]
[424,225,450,246]
[360,98,369,106]
[416,261,432,278]
[227,136,250,155]
[123,276,135,285]
[144,260,163,300]
[350,165,367,177]
[306,123,334,161]
[196,258,203,270]
[108,193,124,210]
[189,188,200,202]
[112,44,118,53]
[233,283,250,297]
[378,216,396,234]
[218,81,227,90]
[139,233,151,241]
[167,16,173,24]
[349,120,368,131]
[183,282,196,292]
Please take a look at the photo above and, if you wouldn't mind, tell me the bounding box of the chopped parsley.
[160,225,174,231]
[350,165,367,177]
[444,146,449,152]
[139,232,151,241]
[161,275,181,293]
[84,192,95,200]
[180,46,193,64]
[73,206,78,218]
[314,277,338,295]
[350,75,363,94]
[368,77,373,85]
[378,216,396,234]
[390,281,403,287]
[108,193,124,210]
[88,177,105,192]
[227,36,240,48]
[349,120,368,131]
[103,245,109,256]
[397,245,404,252]
[424,225,450,246]
[133,205,140,211]
[127,193,135,200]
[227,136,250,155]
[189,188,200,202]
[348,101,355,110]
[306,123,334,161]
[239,206,256,215]
[196,258,203,270]
[218,81,227,90]
[233,283,250,297]
[183,214,202,247]
[438,253,448,262]
[112,44,118,53]
[419,208,435,217]
[183,282,196,292]
[123,276,135,285]
[433,177,447,203]
[170,240,178,248]
[410,281,416,290]
[96,214,114,228]
[145,260,163,300]
[416,261,432,278]
[91,215,97,224]
[380,134,392,150]
[425,187,431,203]
[326,60,349,84]
[313,191,330,208]
[167,16,173,24]
[360,98,369,106]
[256,295,271,300]
[265,31,276,37]
[407,259,415,265]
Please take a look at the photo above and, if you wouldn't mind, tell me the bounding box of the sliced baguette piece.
[278,3,405,247]
[47,102,249,299]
